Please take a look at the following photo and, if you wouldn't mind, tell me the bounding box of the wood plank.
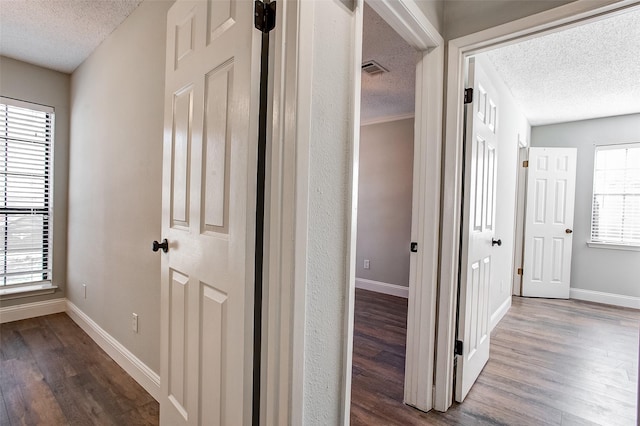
[350,289,640,425]
[0,313,159,425]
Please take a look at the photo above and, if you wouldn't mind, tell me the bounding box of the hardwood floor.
[350,288,640,426]
[0,313,158,425]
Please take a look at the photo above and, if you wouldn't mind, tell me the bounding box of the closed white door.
[456,58,499,402]
[159,1,261,425]
[522,147,577,298]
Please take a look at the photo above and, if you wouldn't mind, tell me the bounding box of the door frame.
[260,0,444,423]
[436,0,640,412]
[365,0,444,414]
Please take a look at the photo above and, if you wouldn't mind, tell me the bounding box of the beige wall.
[356,118,413,286]
[0,56,70,307]
[416,0,444,34]
[67,0,172,373]
[444,0,575,40]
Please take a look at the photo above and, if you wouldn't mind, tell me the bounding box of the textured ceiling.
[0,0,143,74]
[483,7,640,126]
[361,2,417,123]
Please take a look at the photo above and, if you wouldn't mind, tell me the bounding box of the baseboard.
[490,296,512,331]
[355,278,409,298]
[65,300,161,401]
[0,298,66,324]
[570,288,640,310]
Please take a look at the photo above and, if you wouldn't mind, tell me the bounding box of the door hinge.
[517,267,523,276]
[522,160,529,168]
[454,340,463,356]
[410,242,418,253]
[464,88,473,104]
[255,1,276,33]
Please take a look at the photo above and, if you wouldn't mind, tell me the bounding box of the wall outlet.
[82,284,87,299]
[364,259,370,270]
[132,313,139,333]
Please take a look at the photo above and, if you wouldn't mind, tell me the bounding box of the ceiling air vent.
[361,60,388,75]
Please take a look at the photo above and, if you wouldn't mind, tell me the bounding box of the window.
[0,97,53,287]
[590,143,640,248]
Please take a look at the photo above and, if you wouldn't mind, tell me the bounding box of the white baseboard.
[355,278,409,298]
[0,298,66,324]
[65,300,161,401]
[570,288,640,310]
[490,296,512,331]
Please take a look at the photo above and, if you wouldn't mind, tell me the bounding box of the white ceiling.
[483,7,640,126]
[361,3,417,123]
[362,4,640,127]
[0,0,143,74]
[2,1,638,124]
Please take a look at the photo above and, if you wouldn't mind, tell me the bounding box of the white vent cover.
[362,60,388,75]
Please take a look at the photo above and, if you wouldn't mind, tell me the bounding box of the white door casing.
[455,58,499,403]
[160,1,260,425]
[522,147,577,299]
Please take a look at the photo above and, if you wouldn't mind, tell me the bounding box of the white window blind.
[591,143,640,247]
[0,97,54,286]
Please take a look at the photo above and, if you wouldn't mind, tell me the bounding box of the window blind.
[0,97,54,286]
[591,144,640,246]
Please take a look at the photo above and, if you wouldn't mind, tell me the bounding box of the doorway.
[439,2,640,417]
[346,0,444,419]
[350,3,416,422]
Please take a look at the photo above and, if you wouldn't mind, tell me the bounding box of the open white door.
[455,58,499,402]
[522,147,577,298]
[159,1,261,424]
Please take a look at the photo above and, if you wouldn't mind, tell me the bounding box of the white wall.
[531,114,640,299]
[356,118,413,287]
[300,0,360,423]
[476,55,531,324]
[68,0,172,374]
[0,56,70,307]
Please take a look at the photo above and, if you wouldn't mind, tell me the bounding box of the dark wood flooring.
[350,288,640,426]
[0,313,159,425]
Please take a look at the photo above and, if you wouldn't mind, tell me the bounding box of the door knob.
[565,229,573,234]
[492,238,502,247]
[152,239,169,253]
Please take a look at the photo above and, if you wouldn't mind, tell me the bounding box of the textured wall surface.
[0,57,70,307]
[302,1,356,423]
[531,114,640,298]
[356,118,413,287]
[67,0,171,373]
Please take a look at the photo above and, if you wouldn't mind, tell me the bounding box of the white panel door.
[159,1,261,425]
[522,147,577,298]
[456,58,499,402]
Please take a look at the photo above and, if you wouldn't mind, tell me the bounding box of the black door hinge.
[410,242,418,253]
[454,340,463,356]
[464,88,473,104]
[255,1,276,33]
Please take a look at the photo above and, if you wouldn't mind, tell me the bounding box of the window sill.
[587,242,640,252]
[0,282,58,300]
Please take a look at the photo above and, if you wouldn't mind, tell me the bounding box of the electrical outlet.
[364,259,370,270]
[82,284,87,299]
[132,313,139,333]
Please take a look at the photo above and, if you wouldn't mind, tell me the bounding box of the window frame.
[589,142,640,251]
[0,96,55,290]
